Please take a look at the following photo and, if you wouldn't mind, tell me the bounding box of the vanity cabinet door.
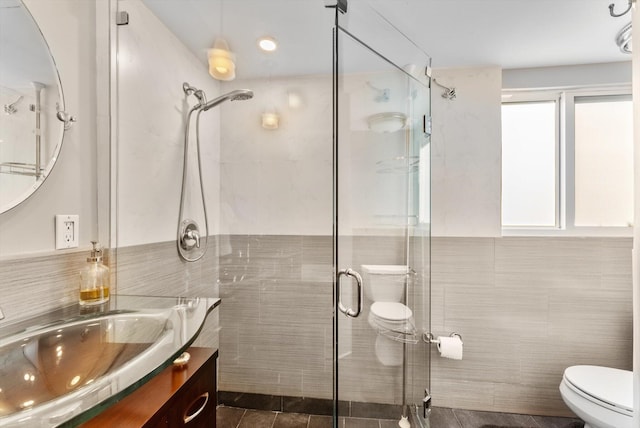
[171,355,216,427]
[81,347,217,428]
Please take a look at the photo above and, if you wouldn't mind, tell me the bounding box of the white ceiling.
[143,0,633,78]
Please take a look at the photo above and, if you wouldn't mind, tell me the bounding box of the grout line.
[450,407,465,428]
[528,414,543,428]
[236,408,247,428]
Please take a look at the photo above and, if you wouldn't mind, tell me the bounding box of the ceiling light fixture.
[258,36,278,52]
[208,38,236,81]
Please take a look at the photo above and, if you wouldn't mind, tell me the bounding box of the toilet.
[361,265,413,366]
[559,365,633,428]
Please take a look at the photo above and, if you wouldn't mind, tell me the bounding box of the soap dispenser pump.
[79,241,110,306]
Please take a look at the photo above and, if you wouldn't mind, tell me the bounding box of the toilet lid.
[371,302,412,321]
[564,365,633,413]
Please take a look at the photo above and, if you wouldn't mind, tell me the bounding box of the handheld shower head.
[201,89,254,111]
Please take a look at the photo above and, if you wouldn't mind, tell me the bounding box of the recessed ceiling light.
[258,36,277,52]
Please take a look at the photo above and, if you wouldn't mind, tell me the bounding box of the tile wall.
[213,234,631,417]
[2,233,630,418]
[430,236,632,416]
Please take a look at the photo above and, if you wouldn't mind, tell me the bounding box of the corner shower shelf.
[373,317,419,345]
[375,156,419,175]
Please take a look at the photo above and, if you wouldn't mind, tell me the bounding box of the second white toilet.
[361,265,413,366]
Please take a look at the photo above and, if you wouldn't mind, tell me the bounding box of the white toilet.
[361,265,413,366]
[559,365,633,428]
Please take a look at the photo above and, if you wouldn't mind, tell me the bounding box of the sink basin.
[0,310,171,420]
[0,295,219,427]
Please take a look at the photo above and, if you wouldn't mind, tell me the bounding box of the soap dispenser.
[79,241,110,306]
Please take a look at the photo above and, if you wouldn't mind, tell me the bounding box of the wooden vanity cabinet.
[81,347,217,428]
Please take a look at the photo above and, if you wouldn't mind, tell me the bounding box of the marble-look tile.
[343,417,380,428]
[429,407,463,428]
[237,409,277,428]
[350,401,402,420]
[309,415,335,428]
[273,412,310,428]
[216,406,246,428]
[531,415,584,428]
[452,409,538,428]
[380,419,404,428]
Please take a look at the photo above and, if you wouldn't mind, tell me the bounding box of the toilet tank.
[360,265,408,302]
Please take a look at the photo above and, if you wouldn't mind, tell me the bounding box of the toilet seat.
[370,302,412,322]
[563,365,632,416]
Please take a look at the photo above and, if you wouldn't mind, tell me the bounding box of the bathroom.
[0,0,637,427]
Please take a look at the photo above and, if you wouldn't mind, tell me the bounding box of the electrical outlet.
[55,215,79,249]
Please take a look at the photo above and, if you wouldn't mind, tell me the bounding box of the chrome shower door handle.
[337,268,363,318]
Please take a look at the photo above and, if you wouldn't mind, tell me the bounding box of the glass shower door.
[332,3,432,426]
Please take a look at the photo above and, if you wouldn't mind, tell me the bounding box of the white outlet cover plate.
[55,214,79,249]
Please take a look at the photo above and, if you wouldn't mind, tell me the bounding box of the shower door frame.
[331,2,433,426]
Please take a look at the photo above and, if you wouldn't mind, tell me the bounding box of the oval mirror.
[0,0,66,213]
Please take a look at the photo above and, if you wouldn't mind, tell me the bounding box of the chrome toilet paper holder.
[423,332,463,345]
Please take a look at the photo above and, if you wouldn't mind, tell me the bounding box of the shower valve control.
[179,220,201,251]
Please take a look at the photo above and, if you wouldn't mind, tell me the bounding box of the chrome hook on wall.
[56,103,76,130]
[609,0,634,17]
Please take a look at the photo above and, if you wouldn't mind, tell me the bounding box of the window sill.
[501,227,633,238]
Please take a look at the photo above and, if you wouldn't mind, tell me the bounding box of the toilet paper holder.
[423,332,463,345]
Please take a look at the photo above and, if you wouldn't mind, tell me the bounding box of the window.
[502,100,557,227]
[501,89,633,233]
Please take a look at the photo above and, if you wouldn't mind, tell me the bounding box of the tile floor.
[216,405,584,428]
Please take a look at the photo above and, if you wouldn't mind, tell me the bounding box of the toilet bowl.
[367,302,413,366]
[361,265,414,366]
[559,365,632,428]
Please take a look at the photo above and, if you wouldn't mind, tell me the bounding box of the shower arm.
[432,78,456,100]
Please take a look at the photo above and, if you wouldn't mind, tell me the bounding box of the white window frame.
[501,85,633,237]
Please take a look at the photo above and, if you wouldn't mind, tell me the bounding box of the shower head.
[201,89,254,111]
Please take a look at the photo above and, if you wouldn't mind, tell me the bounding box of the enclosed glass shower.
[113,0,432,425]
[333,3,432,424]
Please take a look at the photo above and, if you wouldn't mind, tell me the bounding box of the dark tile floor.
[217,406,584,428]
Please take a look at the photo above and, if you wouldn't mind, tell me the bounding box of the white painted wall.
[115,0,221,247]
[0,0,98,257]
[431,66,503,237]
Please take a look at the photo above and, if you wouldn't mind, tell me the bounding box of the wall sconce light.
[262,111,279,129]
[258,36,278,52]
[208,38,236,81]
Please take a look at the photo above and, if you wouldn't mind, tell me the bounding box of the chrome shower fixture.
[182,82,207,106]
[201,89,253,111]
[178,82,254,262]
[182,82,253,112]
[433,78,456,100]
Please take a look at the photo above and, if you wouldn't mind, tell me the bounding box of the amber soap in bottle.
[79,241,110,305]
